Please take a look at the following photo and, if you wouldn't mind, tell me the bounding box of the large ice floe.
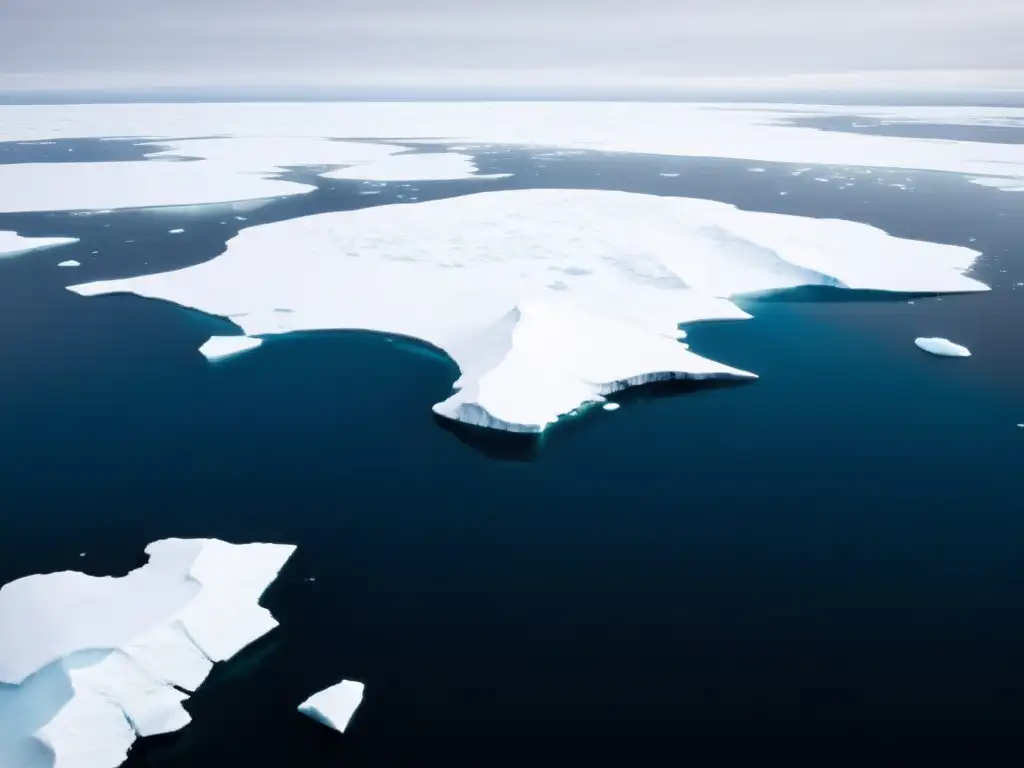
[0,231,78,258]
[0,139,502,214]
[0,538,295,768]
[68,189,987,433]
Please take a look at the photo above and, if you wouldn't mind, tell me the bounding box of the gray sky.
[3,0,1023,91]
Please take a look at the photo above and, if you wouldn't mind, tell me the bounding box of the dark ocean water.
[1,128,1023,763]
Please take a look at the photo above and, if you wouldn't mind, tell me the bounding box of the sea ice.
[0,231,78,258]
[67,189,988,433]
[297,680,365,734]
[198,335,263,360]
[0,538,295,768]
[914,337,971,357]
[602,402,621,411]
[0,138,404,213]
[57,260,81,267]
[1,102,1022,213]
[323,152,509,181]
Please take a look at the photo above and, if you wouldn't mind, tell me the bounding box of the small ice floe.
[914,337,971,357]
[659,173,680,177]
[602,402,621,411]
[298,680,364,734]
[169,228,185,234]
[57,260,81,267]
[199,335,262,360]
[748,167,765,173]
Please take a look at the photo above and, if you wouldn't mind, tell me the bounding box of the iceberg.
[0,538,295,768]
[0,232,78,258]
[602,402,621,411]
[297,680,364,734]
[57,260,81,268]
[68,189,987,433]
[323,152,510,181]
[914,337,971,357]
[198,335,263,361]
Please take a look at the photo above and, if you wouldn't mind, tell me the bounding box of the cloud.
[2,0,1023,90]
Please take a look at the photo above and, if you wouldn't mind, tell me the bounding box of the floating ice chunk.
[199,335,262,361]
[914,337,971,357]
[297,680,364,734]
[57,260,81,267]
[322,152,509,182]
[0,538,295,768]
[602,402,621,411]
[68,189,988,433]
[748,167,766,172]
[659,172,680,177]
[0,231,78,258]
[168,229,185,234]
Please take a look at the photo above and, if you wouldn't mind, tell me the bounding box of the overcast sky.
[2,0,1023,91]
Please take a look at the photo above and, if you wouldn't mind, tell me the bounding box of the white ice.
[323,152,509,181]
[198,335,263,361]
[0,538,295,768]
[0,138,403,213]
[1,102,1023,213]
[68,189,987,433]
[914,337,972,357]
[602,402,621,411]
[0,232,78,258]
[57,260,81,267]
[968,176,1024,192]
[297,680,364,734]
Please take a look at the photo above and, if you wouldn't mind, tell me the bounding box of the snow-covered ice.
[0,231,78,258]
[0,138,404,213]
[0,538,295,768]
[68,188,988,433]
[914,337,972,357]
[168,228,185,234]
[198,335,263,360]
[1,102,1023,214]
[323,152,509,181]
[602,402,621,411]
[57,260,81,267]
[297,680,364,734]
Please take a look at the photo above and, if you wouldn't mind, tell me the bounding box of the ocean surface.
[1,116,1023,763]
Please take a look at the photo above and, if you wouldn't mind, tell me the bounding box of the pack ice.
[68,189,988,433]
[0,538,295,768]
